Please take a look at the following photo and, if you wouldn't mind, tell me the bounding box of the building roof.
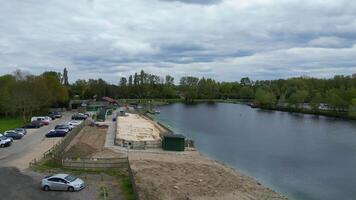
[164,134,186,139]
[102,96,118,104]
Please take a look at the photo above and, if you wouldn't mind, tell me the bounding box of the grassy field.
[0,118,25,133]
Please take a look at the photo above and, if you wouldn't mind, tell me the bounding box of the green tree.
[255,89,276,107]
[288,90,308,108]
[62,68,69,86]
[119,77,127,86]
[310,92,323,111]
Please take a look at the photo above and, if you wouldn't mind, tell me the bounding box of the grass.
[0,118,25,133]
[32,159,135,200]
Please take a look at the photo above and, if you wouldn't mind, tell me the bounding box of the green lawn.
[0,118,25,133]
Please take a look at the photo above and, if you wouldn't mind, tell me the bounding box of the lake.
[151,102,356,200]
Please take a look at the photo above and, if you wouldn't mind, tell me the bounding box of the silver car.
[41,174,85,192]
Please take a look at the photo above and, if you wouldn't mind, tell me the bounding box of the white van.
[31,116,50,125]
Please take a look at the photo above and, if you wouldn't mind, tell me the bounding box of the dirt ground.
[5,137,62,170]
[129,151,287,200]
[63,126,123,159]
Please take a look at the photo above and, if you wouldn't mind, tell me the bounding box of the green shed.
[162,134,185,151]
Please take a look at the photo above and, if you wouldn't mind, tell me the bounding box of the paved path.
[0,112,72,169]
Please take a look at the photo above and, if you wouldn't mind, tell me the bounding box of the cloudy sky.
[0,0,355,83]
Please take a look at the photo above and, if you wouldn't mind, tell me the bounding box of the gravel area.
[129,151,287,200]
[0,167,94,200]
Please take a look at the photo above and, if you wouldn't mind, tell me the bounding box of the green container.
[162,134,185,151]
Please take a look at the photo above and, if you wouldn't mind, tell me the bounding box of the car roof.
[50,174,69,179]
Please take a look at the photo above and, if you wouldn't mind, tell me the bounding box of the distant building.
[102,96,118,105]
[353,73,356,78]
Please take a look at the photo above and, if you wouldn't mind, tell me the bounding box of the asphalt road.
[0,112,72,165]
[0,112,98,200]
[0,167,94,200]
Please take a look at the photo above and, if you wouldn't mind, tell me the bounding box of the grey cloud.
[159,0,222,5]
[0,0,356,83]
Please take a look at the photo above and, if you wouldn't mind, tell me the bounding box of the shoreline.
[120,98,356,121]
[132,111,288,200]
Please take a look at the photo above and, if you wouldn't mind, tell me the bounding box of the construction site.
[115,113,164,150]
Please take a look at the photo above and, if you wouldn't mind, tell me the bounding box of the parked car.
[55,124,72,131]
[68,121,82,127]
[24,120,44,128]
[0,136,12,147]
[54,126,70,133]
[31,117,50,125]
[41,174,85,192]
[71,113,87,120]
[45,129,67,138]
[48,111,62,118]
[4,130,24,140]
[15,128,27,135]
[44,116,52,122]
[48,113,56,120]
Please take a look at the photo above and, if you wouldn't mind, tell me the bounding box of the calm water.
[152,103,356,200]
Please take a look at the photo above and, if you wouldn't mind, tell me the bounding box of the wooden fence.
[62,157,128,169]
[128,161,140,200]
[29,120,88,167]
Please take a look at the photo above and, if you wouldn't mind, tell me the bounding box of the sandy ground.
[64,125,124,159]
[116,113,161,142]
[129,151,287,200]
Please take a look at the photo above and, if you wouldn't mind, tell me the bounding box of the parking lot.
[0,112,101,200]
[0,112,72,169]
[0,167,96,200]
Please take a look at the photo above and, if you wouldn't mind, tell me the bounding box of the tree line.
[71,70,356,112]
[0,69,69,120]
[1,69,355,120]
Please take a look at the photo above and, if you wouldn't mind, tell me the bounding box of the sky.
[0,0,355,83]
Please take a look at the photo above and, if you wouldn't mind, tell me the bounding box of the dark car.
[49,111,62,118]
[4,131,23,140]
[23,121,43,129]
[46,130,67,138]
[55,124,72,131]
[48,113,56,120]
[15,128,27,135]
[71,113,87,120]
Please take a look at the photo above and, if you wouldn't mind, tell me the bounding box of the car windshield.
[64,175,77,182]
[0,136,7,139]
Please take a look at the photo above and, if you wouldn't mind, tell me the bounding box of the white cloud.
[0,0,355,83]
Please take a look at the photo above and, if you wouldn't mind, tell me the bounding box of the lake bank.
[118,98,356,120]
[151,103,356,200]
[118,112,287,200]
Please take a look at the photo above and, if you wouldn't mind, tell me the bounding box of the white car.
[41,174,85,192]
[44,116,52,122]
[68,121,82,127]
[0,136,12,147]
[4,130,24,136]
[31,116,50,125]
[67,124,75,130]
